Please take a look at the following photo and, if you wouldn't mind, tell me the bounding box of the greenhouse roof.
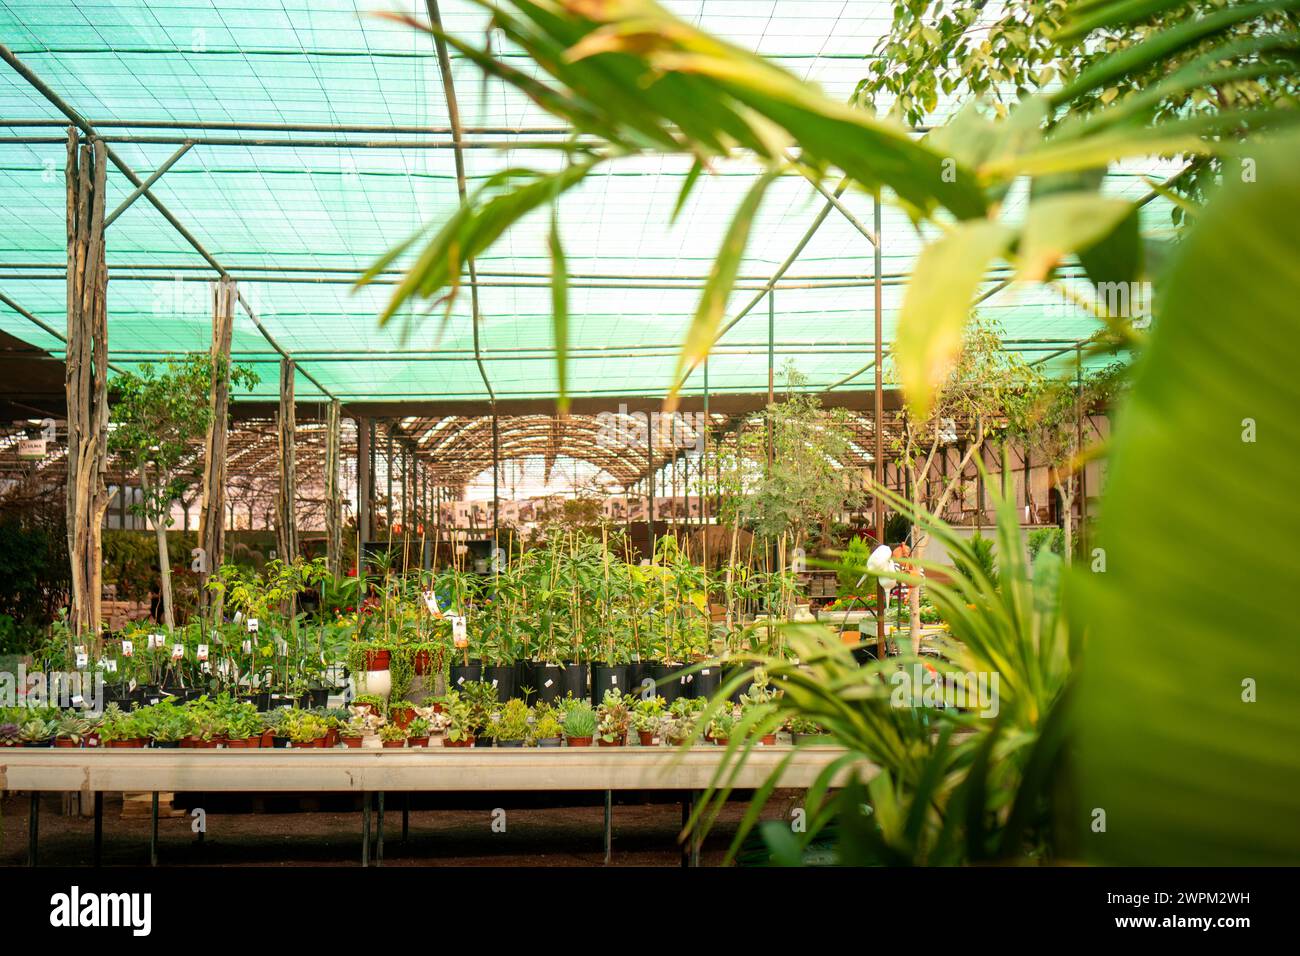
[0,1,1169,406]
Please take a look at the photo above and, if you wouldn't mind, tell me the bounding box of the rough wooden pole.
[324,399,343,577]
[199,275,235,615]
[64,127,110,647]
[356,416,371,546]
[276,358,298,563]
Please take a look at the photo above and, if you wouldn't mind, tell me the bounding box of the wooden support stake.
[276,357,298,562]
[324,399,343,577]
[64,127,110,648]
[199,275,235,613]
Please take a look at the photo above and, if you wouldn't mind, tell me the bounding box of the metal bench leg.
[361,793,370,867]
[376,791,385,866]
[402,794,409,844]
[603,790,613,865]
[150,792,159,866]
[28,792,39,867]
[93,792,103,867]
[680,794,691,868]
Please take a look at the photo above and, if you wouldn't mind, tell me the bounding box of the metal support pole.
[362,792,371,867]
[357,416,370,544]
[491,410,500,551]
[104,142,193,227]
[150,792,159,866]
[873,195,886,660]
[28,792,38,866]
[402,795,410,844]
[376,791,385,866]
[603,790,613,865]
[93,791,103,867]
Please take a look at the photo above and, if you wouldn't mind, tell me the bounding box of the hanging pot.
[591,664,629,703]
[364,649,391,671]
[482,664,518,703]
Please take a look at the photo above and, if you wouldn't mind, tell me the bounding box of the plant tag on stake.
[242,640,252,654]
[451,615,467,649]
[75,652,88,669]
[121,640,134,658]
[544,679,554,689]
[197,644,209,662]
[150,633,165,650]
[422,590,442,615]
[247,618,259,633]
[172,644,185,660]
[74,644,87,657]
[275,638,287,656]
[106,659,118,674]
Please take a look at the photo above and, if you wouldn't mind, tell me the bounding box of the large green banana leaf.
[1075,135,1300,864]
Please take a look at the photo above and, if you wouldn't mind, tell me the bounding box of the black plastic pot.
[132,685,163,707]
[536,737,563,748]
[270,736,290,749]
[559,661,589,701]
[648,663,686,705]
[627,661,657,700]
[301,687,330,709]
[152,740,181,749]
[591,663,630,702]
[527,662,564,704]
[495,739,525,748]
[252,692,273,712]
[685,662,723,700]
[472,736,493,748]
[102,684,131,706]
[449,660,483,692]
[483,664,518,702]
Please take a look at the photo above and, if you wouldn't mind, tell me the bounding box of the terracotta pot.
[84,732,101,748]
[179,737,195,748]
[407,736,430,748]
[261,729,274,748]
[106,738,146,748]
[225,737,249,749]
[341,736,364,749]
[566,736,593,747]
[760,733,777,746]
[381,739,406,749]
[598,737,626,747]
[431,702,444,714]
[55,738,80,748]
[192,739,218,749]
[443,737,474,748]
[390,707,414,730]
[412,650,433,675]
[637,731,659,746]
[291,740,320,749]
[714,737,729,746]
[324,728,340,748]
[364,649,391,671]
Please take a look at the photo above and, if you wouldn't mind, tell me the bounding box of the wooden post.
[64,127,111,647]
[324,399,343,577]
[356,416,370,545]
[199,275,235,615]
[276,357,298,562]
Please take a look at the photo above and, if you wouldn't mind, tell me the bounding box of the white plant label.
[234,611,243,624]
[74,644,87,657]
[71,694,85,707]
[242,640,252,653]
[491,679,499,689]
[701,669,711,676]
[247,618,259,633]
[172,644,185,660]
[121,640,134,657]
[75,652,88,668]
[544,679,554,689]
[197,644,209,662]
[106,659,118,673]
[456,675,466,686]
[275,638,288,656]
[451,615,467,648]
[149,633,165,649]
[422,590,441,615]
[610,675,618,686]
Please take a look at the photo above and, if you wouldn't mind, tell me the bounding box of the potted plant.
[19,717,55,747]
[54,713,92,748]
[406,716,432,748]
[352,693,385,716]
[707,709,737,746]
[486,698,529,747]
[339,714,369,748]
[562,700,597,747]
[788,715,832,745]
[739,669,782,745]
[596,688,631,746]
[460,680,499,746]
[631,696,666,746]
[0,722,19,747]
[388,699,416,729]
[441,693,475,748]
[286,710,328,748]
[530,706,563,747]
[146,704,190,748]
[378,723,407,749]
[98,704,146,748]
[223,702,263,749]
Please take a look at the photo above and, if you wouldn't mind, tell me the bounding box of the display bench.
[2,746,861,867]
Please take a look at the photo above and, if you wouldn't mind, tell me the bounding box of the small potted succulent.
[147,707,190,749]
[286,711,328,748]
[529,703,563,747]
[352,694,386,716]
[339,714,370,748]
[378,722,407,749]
[631,696,666,746]
[0,722,19,747]
[406,717,432,748]
[223,702,264,749]
[707,709,736,746]
[562,701,597,747]
[596,688,631,746]
[788,715,832,745]
[441,694,475,748]
[486,699,529,747]
[19,717,56,747]
[97,704,146,748]
[739,669,781,745]
[54,713,93,748]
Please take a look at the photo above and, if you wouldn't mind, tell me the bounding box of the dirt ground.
[0,791,798,867]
